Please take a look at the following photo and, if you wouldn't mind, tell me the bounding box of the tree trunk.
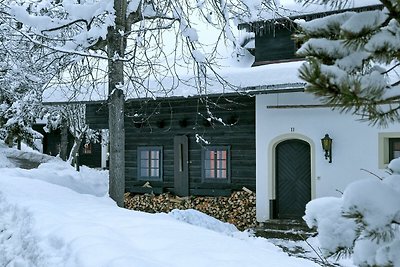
[60,119,69,161]
[107,0,126,207]
[5,134,13,148]
[17,138,21,150]
[68,137,82,166]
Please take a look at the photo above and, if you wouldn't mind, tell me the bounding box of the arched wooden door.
[275,139,311,219]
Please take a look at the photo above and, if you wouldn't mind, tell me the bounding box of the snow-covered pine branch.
[304,157,400,267]
[295,1,400,266]
[0,10,69,148]
[295,0,400,126]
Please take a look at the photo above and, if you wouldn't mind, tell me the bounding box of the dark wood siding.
[86,94,256,196]
[245,4,384,65]
[254,23,299,63]
[33,124,102,168]
[86,103,109,129]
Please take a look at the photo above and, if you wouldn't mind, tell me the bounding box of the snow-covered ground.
[0,145,322,267]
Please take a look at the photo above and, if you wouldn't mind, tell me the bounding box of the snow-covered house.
[255,86,400,221]
[42,1,396,223]
[240,1,400,222]
[85,91,258,196]
[32,122,104,168]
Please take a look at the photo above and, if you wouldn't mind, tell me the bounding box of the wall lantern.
[321,134,332,163]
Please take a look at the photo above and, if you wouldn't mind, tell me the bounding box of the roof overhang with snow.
[238,4,384,35]
[42,61,306,104]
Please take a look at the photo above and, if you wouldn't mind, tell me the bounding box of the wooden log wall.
[86,94,256,196]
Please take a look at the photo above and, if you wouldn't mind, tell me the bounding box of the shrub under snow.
[304,158,400,266]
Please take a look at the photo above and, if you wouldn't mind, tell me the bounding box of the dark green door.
[275,139,311,219]
[174,135,189,196]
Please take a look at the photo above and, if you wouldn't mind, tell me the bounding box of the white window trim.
[378,132,400,169]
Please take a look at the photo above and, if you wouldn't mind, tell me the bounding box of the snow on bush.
[304,158,400,266]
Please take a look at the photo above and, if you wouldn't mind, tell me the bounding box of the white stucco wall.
[256,92,400,222]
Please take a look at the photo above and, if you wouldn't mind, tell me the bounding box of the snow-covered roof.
[244,0,382,23]
[42,60,306,103]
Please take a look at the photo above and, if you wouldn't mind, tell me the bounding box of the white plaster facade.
[256,91,400,222]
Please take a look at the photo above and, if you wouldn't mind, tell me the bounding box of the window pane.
[222,150,227,160]
[204,158,211,169]
[216,159,221,169]
[151,150,159,160]
[205,169,214,178]
[203,147,229,180]
[151,159,159,168]
[203,147,229,179]
[221,169,227,178]
[139,147,162,179]
[390,139,400,161]
[141,159,149,168]
[393,141,400,159]
[216,150,226,160]
[141,168,149,177]
[141,150,149,159]
[216,169,227,179]
[150,168,159,177]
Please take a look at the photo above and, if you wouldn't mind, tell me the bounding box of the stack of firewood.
[124,189,256,230]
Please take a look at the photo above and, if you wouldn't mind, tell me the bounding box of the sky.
[0,143,324,267]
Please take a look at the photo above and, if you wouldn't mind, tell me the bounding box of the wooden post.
[75,152,80,172]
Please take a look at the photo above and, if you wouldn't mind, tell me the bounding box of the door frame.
[268,133,316,219]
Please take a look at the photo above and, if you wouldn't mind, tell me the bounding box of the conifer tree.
[296,1,400,266]
[295,0,400,126]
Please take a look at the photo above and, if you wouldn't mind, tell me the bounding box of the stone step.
[253,219,317,241]
[260,219,312,232]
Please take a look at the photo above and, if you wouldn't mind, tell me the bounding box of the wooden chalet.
[33,123,103,168]
[239,4,383,65]
[38,2,389,222]
[85,93,256,196]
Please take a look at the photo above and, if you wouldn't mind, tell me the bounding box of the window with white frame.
[389,138,400,162]
[378,133,400,168]
[137,146,162,180]
[202,146,230,181]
